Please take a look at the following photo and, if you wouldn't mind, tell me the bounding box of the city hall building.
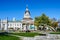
[0,6,37,31]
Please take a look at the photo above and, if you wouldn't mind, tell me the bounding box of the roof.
[22,20,34,24]
[8,20,22,23]
[23,18,33,20]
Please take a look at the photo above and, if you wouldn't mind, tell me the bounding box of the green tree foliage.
[51,22,58,29]
[34,13,58,31]
[34,13,51,27]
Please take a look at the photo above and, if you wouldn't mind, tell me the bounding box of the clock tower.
[22,5,35,31]
[23,5,32,20]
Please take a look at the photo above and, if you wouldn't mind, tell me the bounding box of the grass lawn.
[0,35,20,40]
[11,32,40,37]
[50,32,60,34]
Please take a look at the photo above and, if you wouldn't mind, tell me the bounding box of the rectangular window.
[8,24,9,26]
[17,24,19,26]
[3,24,5,27]
[20,24,21,26]
[15,24,16,26]
[10,24,12,26]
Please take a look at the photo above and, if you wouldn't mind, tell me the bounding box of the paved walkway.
[9,34,60,40]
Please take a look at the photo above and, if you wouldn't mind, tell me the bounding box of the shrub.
[57,28,60,32]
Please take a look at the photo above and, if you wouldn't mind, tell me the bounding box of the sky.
[0,0,60,20]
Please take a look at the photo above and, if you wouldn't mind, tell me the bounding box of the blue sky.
[0,0,60,20]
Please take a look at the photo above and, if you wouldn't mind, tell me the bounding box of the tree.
[39,13,51,25]
[51,18,58,30]
[51,22,58,29]
[34,16,40,29]
[34,13,51,29]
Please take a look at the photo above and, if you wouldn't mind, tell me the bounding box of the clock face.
[25,12,29,16]
[24,12,30,18]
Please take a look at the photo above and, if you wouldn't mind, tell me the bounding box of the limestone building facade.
[0,6,37,31]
